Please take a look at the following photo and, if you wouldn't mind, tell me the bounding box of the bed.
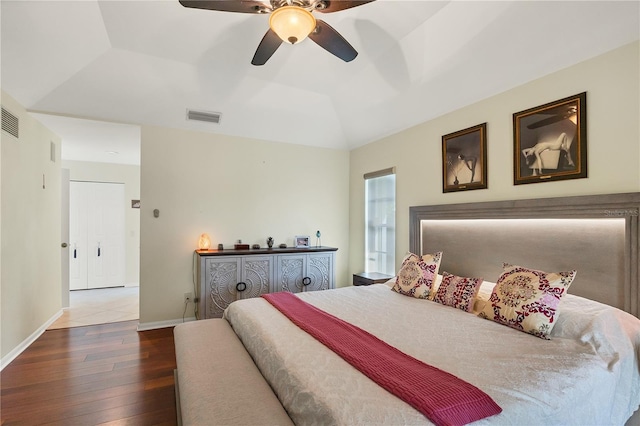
[174,192,640,425]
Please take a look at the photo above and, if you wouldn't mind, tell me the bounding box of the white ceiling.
[2,0,639,165]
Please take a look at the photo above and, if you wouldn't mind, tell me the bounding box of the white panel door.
[69,182,88,290]
[69,182,125,290]
[87,182,125,288]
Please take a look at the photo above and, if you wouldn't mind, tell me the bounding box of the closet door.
[86,182,125,289]
[69,182,125,290]
[69,182,88,290]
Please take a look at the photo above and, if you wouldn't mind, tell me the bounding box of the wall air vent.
[1,106,19,138]
[186,109,221,124]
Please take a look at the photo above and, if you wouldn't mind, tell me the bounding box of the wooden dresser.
[196,247,338,318]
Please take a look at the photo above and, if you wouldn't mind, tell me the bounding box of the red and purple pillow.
[433,272,483,312]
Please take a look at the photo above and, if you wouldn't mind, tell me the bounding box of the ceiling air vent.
[186,109,221,124]
[1,106,19,138]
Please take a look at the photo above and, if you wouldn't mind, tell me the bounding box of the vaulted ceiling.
[2,1,638,164]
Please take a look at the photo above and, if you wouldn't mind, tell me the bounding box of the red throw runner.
[262,292,502,426]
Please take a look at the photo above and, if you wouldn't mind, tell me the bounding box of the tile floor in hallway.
[48,286,139,329]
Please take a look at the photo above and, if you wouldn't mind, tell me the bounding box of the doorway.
[32,115,141,330]
[52,178,140,329]
[51,177,140,329]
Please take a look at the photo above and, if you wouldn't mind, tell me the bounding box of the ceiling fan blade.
[308,19,358,62]
[316,0,376,13]
[179,0,270,14]
[251,29,283,65]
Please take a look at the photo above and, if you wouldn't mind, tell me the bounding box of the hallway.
[49,286,139,329]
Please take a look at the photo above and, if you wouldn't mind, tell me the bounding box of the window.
[364,167,396,275]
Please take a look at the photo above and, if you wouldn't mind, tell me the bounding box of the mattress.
[224,283,640,425]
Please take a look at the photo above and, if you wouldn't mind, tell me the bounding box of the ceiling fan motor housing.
[270,0,327,11]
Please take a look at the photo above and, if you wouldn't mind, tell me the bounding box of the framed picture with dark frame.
[514,92,587,185]
[442,123,487,193]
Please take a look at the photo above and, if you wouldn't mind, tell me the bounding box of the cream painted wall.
[62,160,141,286]
[349,41,640,276]
[1,91,62,360]
[139,126,350,325]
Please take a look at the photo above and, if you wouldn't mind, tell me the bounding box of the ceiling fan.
[179,0,375,65]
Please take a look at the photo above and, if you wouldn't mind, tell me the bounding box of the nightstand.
[353,272,394,286]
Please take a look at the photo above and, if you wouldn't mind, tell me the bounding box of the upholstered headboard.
[409,193,640,317]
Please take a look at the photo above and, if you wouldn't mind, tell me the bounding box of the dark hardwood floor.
[1,321,177,425]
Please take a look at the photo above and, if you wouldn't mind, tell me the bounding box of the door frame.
[61,168,70,307]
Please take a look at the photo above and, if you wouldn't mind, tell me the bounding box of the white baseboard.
[137,317,196,331]
[1,309,63,371]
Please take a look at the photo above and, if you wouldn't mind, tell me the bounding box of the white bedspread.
[224,284,640,425]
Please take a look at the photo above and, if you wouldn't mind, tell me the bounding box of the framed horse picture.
[513,92,587,185]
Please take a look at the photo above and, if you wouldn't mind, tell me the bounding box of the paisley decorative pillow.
[391,252,442,299]
[433,272,483,312]
[478,263,576,339]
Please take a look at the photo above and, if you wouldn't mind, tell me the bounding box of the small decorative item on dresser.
[315,230,321,247]
[252,244,260,249]
[217,243,224,250]
[198,233,212,250]
[295,236,310,248]
[267,237,274,248]
[353,272,395,286]
[279,243,287,248]
[234,239,250,250]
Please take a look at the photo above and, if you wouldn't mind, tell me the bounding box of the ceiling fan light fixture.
[269,6,316,44]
